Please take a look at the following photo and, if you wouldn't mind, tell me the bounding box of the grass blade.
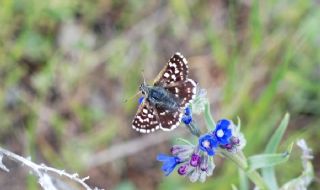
[262,113,290,189]
[249,143,293,171]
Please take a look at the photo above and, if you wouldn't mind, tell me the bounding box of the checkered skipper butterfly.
[132,52,197,133]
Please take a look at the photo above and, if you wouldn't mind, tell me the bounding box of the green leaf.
[231,184,239,190]
[248,143,293,171]
[204,102,216,131]
[265,113,290,153]
[238,169,249,190]
[236,116,241,131]
[262,113,290,189]
[175,138,193,145]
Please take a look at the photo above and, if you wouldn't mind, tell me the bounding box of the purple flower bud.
[231,137,240,145]
[190,153,201,167]
[225,143,233,150]
[178,164,188,175]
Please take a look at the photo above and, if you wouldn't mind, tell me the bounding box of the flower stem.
[185,123,201,137]
[220,150,269,190]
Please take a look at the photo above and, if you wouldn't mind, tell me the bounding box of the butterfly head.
[139,82,150,96]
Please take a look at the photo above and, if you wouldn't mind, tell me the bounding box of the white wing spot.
[164,72,170,78]
[137,116,143,122]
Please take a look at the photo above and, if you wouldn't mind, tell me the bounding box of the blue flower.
[138,97,144,105]
[184,107,191,115]
[198,134,218,156]
[214,119,233,145]
[157,154,181,176]
[182,107,192,125]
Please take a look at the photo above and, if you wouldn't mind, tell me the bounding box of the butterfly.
[132,52,197,133]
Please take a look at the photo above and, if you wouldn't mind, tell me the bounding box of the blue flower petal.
[182,115,192,125]
[198,134,218,156]
[157,153,170,161]
[214,119,233,145]
[182,107,193,125]
[185,107,191,116]
[138,97,144,105]
[157,154,180,176]
[206,148,215,156]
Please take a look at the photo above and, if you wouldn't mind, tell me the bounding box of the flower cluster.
[157,144,215,182]
[157,118,246,182]
[198,119,245,155]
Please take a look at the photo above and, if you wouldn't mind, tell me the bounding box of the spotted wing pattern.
[154,52,189,86]
[165,79,197,108]
[132,102,161,133]
[156,107,182,131]
[132,52,197,133]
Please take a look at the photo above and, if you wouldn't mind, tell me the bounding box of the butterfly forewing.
[154,52,189,86]
[132,102,161,133]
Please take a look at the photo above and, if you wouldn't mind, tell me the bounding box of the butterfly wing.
[132,101,161,133]
[133,52,196,133]
[157,107,183,131]
[153,52,189,86]
[165,79,197,108]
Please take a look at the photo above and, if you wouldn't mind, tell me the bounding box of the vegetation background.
[0,0,319,189]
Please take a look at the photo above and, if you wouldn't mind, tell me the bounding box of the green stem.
[220,150,269,190]
[186,122,201,137]
[204,102,216,131]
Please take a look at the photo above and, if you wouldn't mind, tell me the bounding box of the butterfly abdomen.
[147,86,180,111]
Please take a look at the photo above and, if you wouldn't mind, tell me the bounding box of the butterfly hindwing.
[157,107,183,131]
[165,79,197,108]
[132,102,161,133]
[154,52,189,86]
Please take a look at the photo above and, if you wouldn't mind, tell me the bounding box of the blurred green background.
[0,0,319,189]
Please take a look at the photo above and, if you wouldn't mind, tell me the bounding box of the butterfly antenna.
[141,69,147,85]
[123,91,141,103]
[123,69,146,103]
